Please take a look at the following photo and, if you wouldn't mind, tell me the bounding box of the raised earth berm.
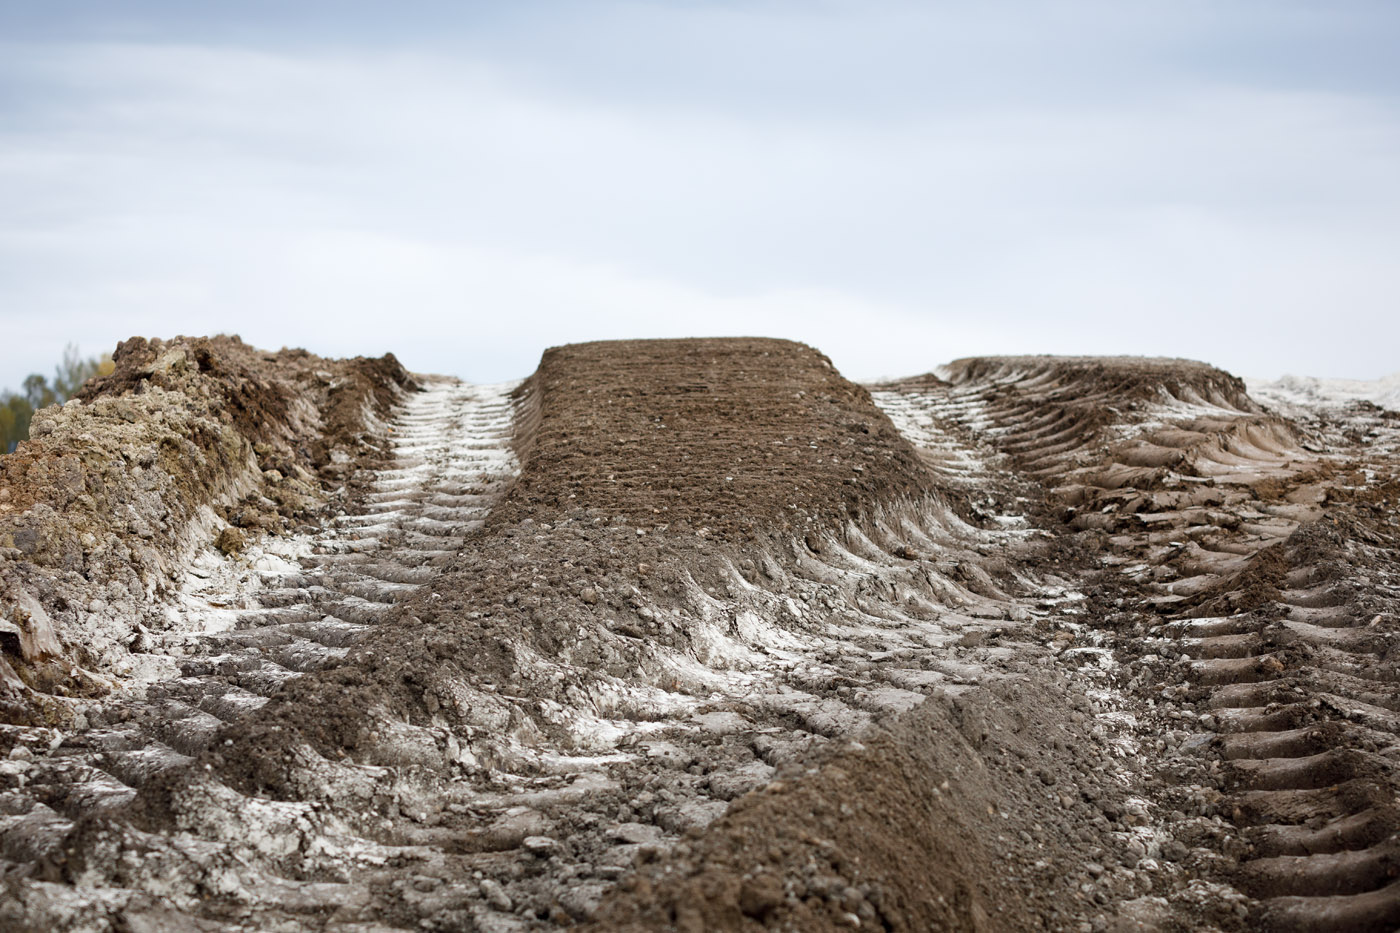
[0,337,1396,933]
[0,335,413,721]
[892,355,1400,932]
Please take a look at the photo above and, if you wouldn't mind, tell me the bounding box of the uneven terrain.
[1,338,1397,932]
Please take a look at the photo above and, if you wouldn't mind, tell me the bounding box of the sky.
[2,1,1398,391]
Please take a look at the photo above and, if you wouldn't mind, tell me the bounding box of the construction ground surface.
[1,335,1398,932]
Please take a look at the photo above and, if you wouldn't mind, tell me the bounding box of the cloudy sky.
[2,1,1398,391]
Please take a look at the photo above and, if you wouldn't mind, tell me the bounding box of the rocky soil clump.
[0,335,413,721]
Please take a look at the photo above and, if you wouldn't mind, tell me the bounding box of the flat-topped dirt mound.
[502,337,934,540]
[210,337,964,789]
[181,338,1097,932]
[939,355,1261,412]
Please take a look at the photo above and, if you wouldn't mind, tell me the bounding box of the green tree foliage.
[1,344,114,453]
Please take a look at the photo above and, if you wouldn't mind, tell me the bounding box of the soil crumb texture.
[1,340,1397,933]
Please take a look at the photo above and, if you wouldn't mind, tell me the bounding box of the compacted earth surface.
[0,337,1396,932]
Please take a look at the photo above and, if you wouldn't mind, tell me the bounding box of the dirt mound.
[501,338,932,540]
[940,356,1260,413]
[8,342,1397,933]
[208,338,958,790]
[0,335,412,721]
[164,338,1143,931]
[586,675,1179,933]
[904,356,1400,930]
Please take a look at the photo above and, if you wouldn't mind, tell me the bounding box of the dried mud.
[1,340,1396,933]
[910,356,1400,931]
[0,335,413,716]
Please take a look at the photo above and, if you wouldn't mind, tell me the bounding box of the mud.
[0,336,413,724]
[500,338,934,536]
[1,340,1396,932]
[909,356,1400,931]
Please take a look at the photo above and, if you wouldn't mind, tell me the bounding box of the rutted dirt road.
[1,338,1396,932]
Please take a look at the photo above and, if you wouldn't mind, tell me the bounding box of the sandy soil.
[1,340,1396,932]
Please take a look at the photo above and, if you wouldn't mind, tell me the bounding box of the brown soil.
[940,355,1260,413]
[194,339,1131,931]
[587,677,1153,933]
[917,355,1400,932]
[500,338,932,539]
[0,335,412,719]
[4,341,1398,933]
[208,337,956,788]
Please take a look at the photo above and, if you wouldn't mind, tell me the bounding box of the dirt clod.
[213,527,245,557]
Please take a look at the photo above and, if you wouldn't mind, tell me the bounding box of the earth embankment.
[0,335,412,719]
[4,341,1397,932]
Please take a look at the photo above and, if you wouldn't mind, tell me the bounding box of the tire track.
[8,344,1392,931]
[4,353,1105,931]
[881,357,1400,931]
[0,377,522,929]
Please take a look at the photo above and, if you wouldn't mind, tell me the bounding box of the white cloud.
[2,13,1399,389]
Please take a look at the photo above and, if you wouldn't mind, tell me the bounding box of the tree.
[1,394,34,455]
[1,344,113,453]
[53,343,113,398]
[22,373,55,410]
[0,396,30,453]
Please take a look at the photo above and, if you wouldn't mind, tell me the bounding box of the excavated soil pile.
[903,355,1400,932]
[3,340,1397,933]
[195,338,1096,931]
[210,337,943,775]
[0,335,413,719]
[499,338,931,538]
